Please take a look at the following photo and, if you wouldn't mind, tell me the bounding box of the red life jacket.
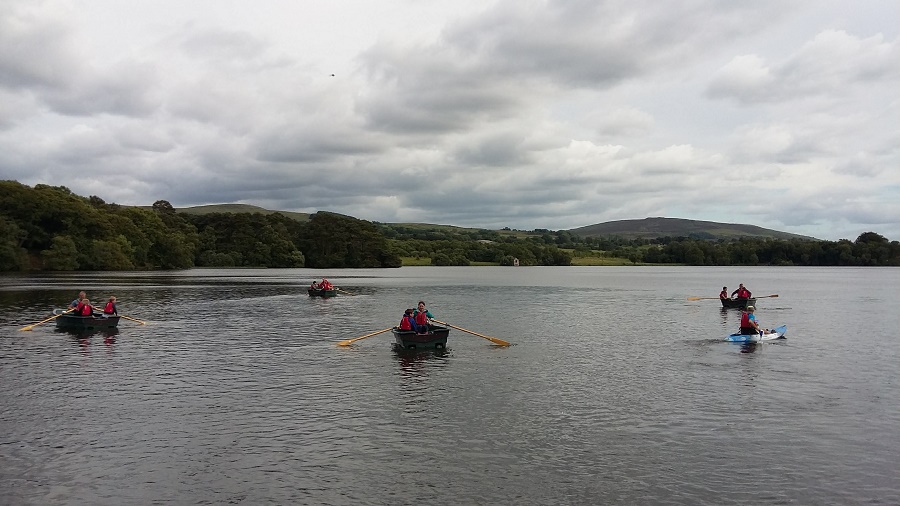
[79,304,93,316]
[740,311,751,327]
[400,316,413,330]
[104,302,115,314]
[738,288,750,298]
[414,312,429,326]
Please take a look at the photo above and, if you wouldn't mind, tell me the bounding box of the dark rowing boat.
[720,297,756,309]
[307,288,337,297]
[391,325,450,350]
[54,312,120,330]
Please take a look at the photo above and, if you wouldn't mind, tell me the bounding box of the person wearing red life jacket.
[103,296,118,315]
[412,301,434,334]
[731,283,752,300]
[77,299,95,316]
[719,286,728,300]
[399,308,415,331]
[739,306,761,335]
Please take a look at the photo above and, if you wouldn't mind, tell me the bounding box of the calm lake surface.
[1,266,898,505]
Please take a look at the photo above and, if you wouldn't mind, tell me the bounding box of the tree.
[41,235,79,270]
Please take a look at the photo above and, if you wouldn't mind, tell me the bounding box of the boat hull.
[721,297,756,309]
[725,324,787,342]
[392,326,450,350]
[55,314,121,330]
[307,288,337,297]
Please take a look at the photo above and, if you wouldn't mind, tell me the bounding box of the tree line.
[1,181,897,271]
[0,181,400,271]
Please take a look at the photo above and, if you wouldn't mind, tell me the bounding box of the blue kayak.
[725,324,787,343]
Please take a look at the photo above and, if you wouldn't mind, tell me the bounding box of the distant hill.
[567,217,817,241]
[175,204,310,222]
[170,205,814,241]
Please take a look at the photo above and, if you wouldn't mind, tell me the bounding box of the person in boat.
[719,286,728,300]
[320,278,333,290]
[739,306,761,335]
[75,298,95,317]
[413,300,434,334]
[310,280,320,290]
[103,296,118,315]
[69,291,87,310]
[399,308,415,331]
[731,283,752,300]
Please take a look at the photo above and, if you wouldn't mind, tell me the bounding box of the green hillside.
[172,205,813,241]
[176,204,310,222]
[567,217,817,241]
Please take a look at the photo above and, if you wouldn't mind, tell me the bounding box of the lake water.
[1,266,898,505]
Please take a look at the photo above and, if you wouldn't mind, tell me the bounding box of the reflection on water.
[393,347,450,379]
[1,267,899,505]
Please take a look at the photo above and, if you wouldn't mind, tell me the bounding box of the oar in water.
[756,294,779,298]
[120,315,147,325]
[336,288,356,296]
[432,319,511,346]
[337,327,392,347]
[19,309,73,331]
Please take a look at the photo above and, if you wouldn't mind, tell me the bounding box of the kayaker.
[413,300,434,334]
[739,306,761,335]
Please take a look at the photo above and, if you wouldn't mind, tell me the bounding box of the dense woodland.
[1,181,898,271]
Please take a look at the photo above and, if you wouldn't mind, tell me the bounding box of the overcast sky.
[2,1,898,241]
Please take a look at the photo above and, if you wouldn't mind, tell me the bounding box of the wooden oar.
[337,327,392,347]
[688,294,778,301]
[432,319,511,346]
[120,315,147,325]
[336,288,356,296]
[19,309,73,331]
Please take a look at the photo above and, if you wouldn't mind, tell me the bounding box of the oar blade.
[433,319,511,346]
[336,327,392,347]
[488,336,511,346]
[18,311,67,331]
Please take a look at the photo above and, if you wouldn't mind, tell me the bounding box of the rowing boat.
[391,325,450,350]
[53,309,120,330]
[307,287,337,297]
[725,324,787,343]
[721,297,756,309]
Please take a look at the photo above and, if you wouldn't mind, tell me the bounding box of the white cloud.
[0,0,898,241]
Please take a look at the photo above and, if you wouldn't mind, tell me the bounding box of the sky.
[1,0,899,241]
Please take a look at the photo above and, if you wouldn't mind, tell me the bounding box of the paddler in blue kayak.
[739,306,761,335]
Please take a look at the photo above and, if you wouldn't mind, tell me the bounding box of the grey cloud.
[451,132,533,167]
[707,30,900,104]
[0,7,79,90]
[254,127,385,163]
[42,62,161,117]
